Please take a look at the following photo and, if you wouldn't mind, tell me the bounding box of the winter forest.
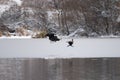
[0,0,120,38]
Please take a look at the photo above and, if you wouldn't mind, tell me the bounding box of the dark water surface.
[0,58,120,80]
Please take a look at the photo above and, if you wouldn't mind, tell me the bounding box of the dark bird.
[46,33,60,42]
[9,29,15,33]
[67,39,74,47]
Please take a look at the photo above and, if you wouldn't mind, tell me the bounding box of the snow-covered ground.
[0,38,120,58]
[0,36,32,39]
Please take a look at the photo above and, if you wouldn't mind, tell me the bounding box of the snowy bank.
[0,36,31,39]
[0,38,120,58]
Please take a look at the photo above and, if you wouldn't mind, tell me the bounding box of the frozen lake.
[0,38,120,58]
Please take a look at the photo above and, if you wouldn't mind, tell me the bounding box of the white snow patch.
[0,5,10,15]
[0,38,120,58]
[117,15,120,22]
[0,36,31,39]
[68,28,85,37]
[21,7,34,15]
[47,10,58,21]
[47,11,53,18]
[101,35,120,38]
[12,0,22,6]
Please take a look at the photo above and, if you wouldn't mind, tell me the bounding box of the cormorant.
[46,33,60,42]
[67,39,74,47]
